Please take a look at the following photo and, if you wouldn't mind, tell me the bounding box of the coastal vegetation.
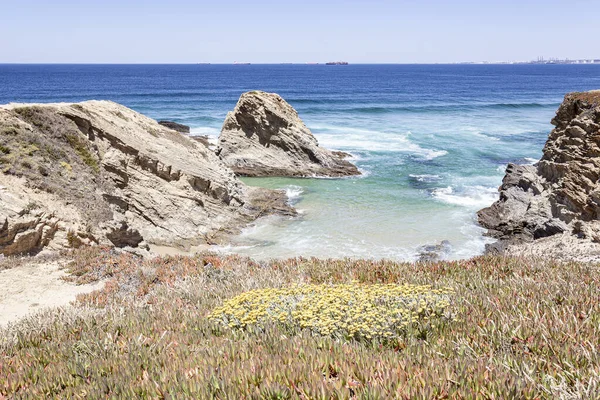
[0,106,101,203]
[2,92,600,398]
[1,248,598,398]
[209,283,453,342]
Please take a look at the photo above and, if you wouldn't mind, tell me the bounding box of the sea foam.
[285,185,304,205]
[312,126,447,160]
[432,186,498,209]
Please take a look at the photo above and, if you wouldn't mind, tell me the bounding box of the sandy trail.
[0,260,104,327]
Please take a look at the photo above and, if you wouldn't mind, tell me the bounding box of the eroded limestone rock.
[217,91,360,177]
[0,101,292,255]
[478,90,600,259]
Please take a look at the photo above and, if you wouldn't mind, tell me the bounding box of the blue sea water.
[1,64,599,260]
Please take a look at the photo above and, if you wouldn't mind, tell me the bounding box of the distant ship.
[233,61,251,65]
[325,61,349,65]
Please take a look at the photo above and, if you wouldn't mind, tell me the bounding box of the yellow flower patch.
[210,283,453,341]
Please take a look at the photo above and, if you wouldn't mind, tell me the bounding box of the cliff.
[478,90,600,259]
[216,91,360,177]
[0,101,292,256]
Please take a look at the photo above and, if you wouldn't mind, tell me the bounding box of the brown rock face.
[478,90,600,251]
[0,101,293,256]
[217,91,361,177]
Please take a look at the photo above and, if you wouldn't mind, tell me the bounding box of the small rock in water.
[158,120,190,133]
[417,240,452,263]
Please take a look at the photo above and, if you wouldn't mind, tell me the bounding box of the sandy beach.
[0,259,104,327]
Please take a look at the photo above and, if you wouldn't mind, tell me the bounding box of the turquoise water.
[2,64,599,260]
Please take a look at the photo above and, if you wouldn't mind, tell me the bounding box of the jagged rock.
[477,163,566,241]
[0,101,293,256]
[417,240,452,263]
[217,91,361,177]
[478,90,600,258]
[158,120,190,133]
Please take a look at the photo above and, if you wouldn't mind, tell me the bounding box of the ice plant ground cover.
[0,247,599,398]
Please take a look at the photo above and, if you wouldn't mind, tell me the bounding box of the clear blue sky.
[2,0,599,63]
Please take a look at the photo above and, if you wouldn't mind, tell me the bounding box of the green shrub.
[65,133,99,173]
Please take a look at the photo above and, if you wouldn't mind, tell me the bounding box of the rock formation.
[417,240,452,263]
[158,120,190,133]
[478,91,600,258]
[217,91,360,177]
[0,101,293,256]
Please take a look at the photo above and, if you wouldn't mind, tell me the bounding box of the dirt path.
[0,260,103,327]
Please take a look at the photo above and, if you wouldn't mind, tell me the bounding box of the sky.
[1,0,599,63]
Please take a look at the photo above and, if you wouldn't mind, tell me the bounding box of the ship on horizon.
[325,61,349,65]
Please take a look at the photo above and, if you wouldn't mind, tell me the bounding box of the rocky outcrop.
[0,101,293,256]
[478,91,600,258]
[158,120,190,133]
[417,240,452,263]
[216,91,360,177]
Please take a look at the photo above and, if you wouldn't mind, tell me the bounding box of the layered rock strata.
[478,91,600,259]
[0,101,292,256]
[217,91,360,177]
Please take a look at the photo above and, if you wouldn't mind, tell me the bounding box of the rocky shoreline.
[3,89,600,261]
[478,90,600,261]
[0,92,360,257]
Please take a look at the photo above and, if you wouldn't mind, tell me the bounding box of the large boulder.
[0,101,292,256]
[478,91,600,258]
[216,91,360,177]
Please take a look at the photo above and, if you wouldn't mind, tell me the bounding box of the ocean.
[1,64,599,260]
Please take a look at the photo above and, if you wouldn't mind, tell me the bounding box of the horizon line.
[1,62,600,66]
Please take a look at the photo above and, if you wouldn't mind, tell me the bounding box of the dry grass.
[1,248,599,398]
[568,91,600,106]
[0,253,62,272]
[0,256,32,271]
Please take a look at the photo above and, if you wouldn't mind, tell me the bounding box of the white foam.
[432,186,498,209]
[461,126,501,141]
[310,124,382,136]
[343,151,363,161]
[419,149,448,160]
[471,131,501,141]
[356,167,372,177]
[450,215,497,259]
[409,174,441,182]
[285,185,304,205]
[523,157,538,165]
[313,128,447,160]
[189,126,221,136]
